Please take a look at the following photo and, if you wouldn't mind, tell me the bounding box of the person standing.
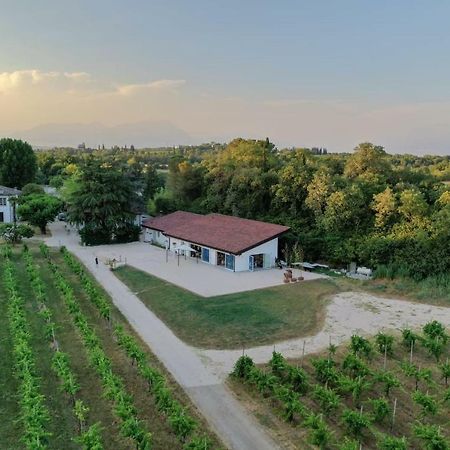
[95,257,99,266]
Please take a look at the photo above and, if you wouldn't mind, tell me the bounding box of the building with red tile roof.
[142,211,289,271]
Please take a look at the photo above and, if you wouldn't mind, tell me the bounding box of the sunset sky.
[1,0,450,153]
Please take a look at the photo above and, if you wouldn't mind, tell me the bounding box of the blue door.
[225,254,235,271]
[201,248,210,263]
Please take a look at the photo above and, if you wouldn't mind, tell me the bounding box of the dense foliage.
[0,223,34,243]
[0,138,37,188]
[159,140,450,280]
[64,158,141,245]
[32,139,450,278]
[17,193,62,234]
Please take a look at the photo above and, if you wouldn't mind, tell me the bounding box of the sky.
[1,0,450,154]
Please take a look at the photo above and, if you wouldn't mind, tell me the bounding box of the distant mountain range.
[11,121,193,148]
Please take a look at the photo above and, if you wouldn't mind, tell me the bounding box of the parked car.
[58,212,67,221]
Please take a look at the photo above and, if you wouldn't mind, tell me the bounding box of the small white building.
[0,186,21,223]
[142,211,289,272]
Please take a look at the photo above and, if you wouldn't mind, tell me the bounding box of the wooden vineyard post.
[410,340,414,364]
[391,397,397,431]
[301,341,306,367]
[383,344,388,370]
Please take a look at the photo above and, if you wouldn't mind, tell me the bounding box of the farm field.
[229,327,450,449]
[114,265,338,349]
[0,243,220,450]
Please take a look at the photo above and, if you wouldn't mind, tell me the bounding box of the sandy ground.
[47,221,324,297]
[199,291,450,380]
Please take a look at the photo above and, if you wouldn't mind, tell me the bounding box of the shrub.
[232,355,255,379]
[341,408,371,438]
[377,435,408,450]
[0,223,34,244]
[369,397,390,423]
[350,335,373,359]
[375,332,394,356]
[414,423,449,450]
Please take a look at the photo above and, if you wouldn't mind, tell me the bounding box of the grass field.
[229,328,450,450]
[0,244,219,450]
[114,265,340,349]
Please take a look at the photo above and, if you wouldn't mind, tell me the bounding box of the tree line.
[0,137,449,281]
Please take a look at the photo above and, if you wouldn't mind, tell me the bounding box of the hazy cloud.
[114,79,186,96]
[0,69,89,93]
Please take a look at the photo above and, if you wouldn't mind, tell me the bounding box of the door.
[0,212,4,222]
[225,254,235,271]
[248,255,254,271]
[201,247,210,263]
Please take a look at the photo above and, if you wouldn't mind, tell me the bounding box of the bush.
[375,332,394,355]
[114,223,141,244]
[0,223,34,244]
[377,435,408,450]
[79,225,112,246]
[21,183,45,196]
[232,355,255,379]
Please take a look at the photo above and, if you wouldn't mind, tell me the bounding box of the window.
[0,197,6,206]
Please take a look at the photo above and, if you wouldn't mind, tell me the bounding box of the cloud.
[0,69,93,93]
[63,71,91,81]
[114,79,186,96]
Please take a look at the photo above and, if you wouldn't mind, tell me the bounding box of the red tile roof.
[142,211,290,255]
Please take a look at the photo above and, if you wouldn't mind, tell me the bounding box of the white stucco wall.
[0,197,16,223]
[144,228,169,247]
[234,238,279,272]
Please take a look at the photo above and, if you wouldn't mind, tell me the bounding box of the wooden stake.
[410,340,414,364]
[383,344,387,370]
[391,398,397,431]
[301,341,306,367]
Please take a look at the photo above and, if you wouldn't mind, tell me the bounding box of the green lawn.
[114,266,340,349]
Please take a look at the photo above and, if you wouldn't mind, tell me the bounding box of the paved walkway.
[49,222,324,297]
[44,223,280,450]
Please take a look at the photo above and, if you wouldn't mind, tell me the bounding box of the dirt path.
[200,291,450,380]
[44,223,280,450]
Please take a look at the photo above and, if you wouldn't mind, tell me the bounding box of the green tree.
[143,165,164,201]
[398,189,428,222]
[0,138,37,188]
[372,187,397,229]
[344,142,390,180]
[66,158,138,245]
[17,194,62,234]
[305,170,332,220]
